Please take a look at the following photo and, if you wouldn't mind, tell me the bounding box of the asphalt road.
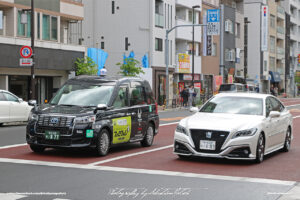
[0,98,300,200]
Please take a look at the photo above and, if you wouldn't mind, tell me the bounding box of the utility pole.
[30,0,35,100]
[192,5,200,86]
[244,17,251,84]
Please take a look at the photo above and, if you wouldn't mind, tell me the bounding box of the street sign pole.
[165,24,207,108]
[30,0,35,100]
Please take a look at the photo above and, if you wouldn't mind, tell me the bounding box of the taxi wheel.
[0,123,3,127]
[282,128,291,152]
[255,133,265,164]
[141,124,154,147]
[96,129,110,156]
[29,144,45,153]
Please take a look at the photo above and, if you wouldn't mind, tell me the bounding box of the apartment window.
[42,15,57,41]
[155,38,163,51]
[164,3,166,29]
[168,4,170,29]
[212,43,217,56]
[188,10,193,22]
[270,15,275,28]
[270,36,275,53]
[101,41,105,49]
[17,10,31,37]
[125,37,129,51]
[269,57,275,70]
[235,23,240,38]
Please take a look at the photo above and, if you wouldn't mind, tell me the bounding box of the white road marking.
[160,122,179,126]
[293,116,300,119]
[0,158,295,186]
[0,143,27,150]
[0,193,26,200]
[88,145,173,166]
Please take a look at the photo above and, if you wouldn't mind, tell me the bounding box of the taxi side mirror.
[94,104,108,114]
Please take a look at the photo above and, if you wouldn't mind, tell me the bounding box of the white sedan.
[0,90,32,126]
[174,93,293,163]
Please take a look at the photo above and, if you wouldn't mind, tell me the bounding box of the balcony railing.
[277,6,285,15]
[155,13,164,28]
[277,47,285,55]
[277,26,285,35]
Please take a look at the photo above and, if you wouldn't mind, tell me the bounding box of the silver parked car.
[0,90,32,126]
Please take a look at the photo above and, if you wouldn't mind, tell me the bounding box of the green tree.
[117,58,145,77]
[74,56,98,76]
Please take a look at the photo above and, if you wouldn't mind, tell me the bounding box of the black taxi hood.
[36,104,95,116]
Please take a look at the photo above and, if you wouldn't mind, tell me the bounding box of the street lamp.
[192,5,200,86]
[244,17,251,84]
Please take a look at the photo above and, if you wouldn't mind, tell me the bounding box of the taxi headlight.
[74,115,96,124]
[176,125,188,135]
[232,128,257,139]
[28,112,38,121]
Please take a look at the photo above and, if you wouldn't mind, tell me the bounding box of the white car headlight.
[176,125,189,135]
[28,112,38,121]
[74,115,96,124]
[232,128,257,139]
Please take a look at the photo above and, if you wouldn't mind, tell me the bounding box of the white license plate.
[200,140,216,150]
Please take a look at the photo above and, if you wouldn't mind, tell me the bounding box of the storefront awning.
[269,71,281,83]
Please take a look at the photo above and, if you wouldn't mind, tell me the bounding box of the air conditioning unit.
[225,21,230,32]
[229,50,235,62]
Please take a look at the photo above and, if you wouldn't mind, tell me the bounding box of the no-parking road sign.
[20,46,33,58]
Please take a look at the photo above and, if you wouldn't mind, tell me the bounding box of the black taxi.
[26,76,159,156]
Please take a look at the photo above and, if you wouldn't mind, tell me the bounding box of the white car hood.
[182,112,264,132]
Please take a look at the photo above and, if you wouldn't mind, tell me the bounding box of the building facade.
[244,0,286,94]
[174,0,202,102]
[82,0,177,105]
[282,0,300,96]
[0,0,85,103]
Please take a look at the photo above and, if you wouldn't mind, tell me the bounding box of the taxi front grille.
[37,115,74,127]
[190,129,229,153]
[36,126,71,135]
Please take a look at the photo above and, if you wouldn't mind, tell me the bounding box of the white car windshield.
[200,96,263,116]
[50,83,114,107]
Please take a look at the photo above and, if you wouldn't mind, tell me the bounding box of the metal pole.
[164,24,206,108]
[30,0,35,100]
[192,7,195,86]
[165,33,169,108]
[220,4,225,82]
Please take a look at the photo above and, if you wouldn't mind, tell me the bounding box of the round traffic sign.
[20,46,33,58]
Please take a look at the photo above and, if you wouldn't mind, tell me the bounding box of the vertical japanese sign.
[215,76,223,91]
[228,75,233,84]
[261,6,268,51]
[178,53,190,73]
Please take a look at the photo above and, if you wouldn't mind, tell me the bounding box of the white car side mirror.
[18,98,23,103]
[190,107,199,113]
[269,111,280,118]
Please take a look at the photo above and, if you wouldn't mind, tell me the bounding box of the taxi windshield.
[50,83,114,107]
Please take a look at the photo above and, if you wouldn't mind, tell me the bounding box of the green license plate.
[45,131,60,140]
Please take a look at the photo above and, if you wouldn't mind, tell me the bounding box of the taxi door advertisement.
[112,116,132,144]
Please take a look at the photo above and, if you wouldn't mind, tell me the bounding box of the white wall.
[244,2,262,82]
[0,75,8,90]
